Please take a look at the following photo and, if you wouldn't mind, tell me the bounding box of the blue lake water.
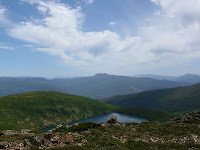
[41,113,149,131]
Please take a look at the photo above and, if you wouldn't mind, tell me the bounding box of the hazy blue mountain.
[133,74,200,84]
[102,83,200,113]
[175,74,200,84]
[0,74,190,99]
[0,77,67,97]
[133,74,177,80]
[49,73,189,99]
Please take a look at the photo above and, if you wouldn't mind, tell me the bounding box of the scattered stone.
[56,124,64,128]
[131,128,137,131]
[65,124,69,128]
[1,115,200,149]
[20,129,33,135]
[2,130,18,136]
[0,142,8,149]
[169,111,200,123]
[74,123,79,126]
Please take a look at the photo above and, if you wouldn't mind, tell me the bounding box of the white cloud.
[23,44,34,47]
[6,0,200,74]
[152,0,200,19]
[0,6,10,26]
[148,0,200,53]
[108,21,117,27]
[85,0,94,4]
[0,7,6,18]
[9,0,139,66]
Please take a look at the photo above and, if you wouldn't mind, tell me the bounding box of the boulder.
[106,116,119,124]
[30,136,41,146]
[0,142,8,149]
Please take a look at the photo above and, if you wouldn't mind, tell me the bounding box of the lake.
[41,113,149,131]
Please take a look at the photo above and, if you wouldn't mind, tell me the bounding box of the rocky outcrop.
[106,116,119,124]
[169,111,200,123]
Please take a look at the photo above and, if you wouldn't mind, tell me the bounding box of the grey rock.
[106,116,119,124]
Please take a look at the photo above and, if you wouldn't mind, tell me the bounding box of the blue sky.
[0,0,200,77]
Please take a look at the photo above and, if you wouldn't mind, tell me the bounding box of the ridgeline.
[102,83,200,113]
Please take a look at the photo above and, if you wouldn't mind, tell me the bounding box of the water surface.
[41,113,148,131]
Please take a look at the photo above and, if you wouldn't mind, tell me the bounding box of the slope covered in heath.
[0,91,118,131]
[103,83,200,113]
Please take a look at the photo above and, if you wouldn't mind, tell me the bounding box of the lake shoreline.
[41,112,149,131]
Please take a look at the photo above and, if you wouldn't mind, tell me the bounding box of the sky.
[0,0,200,77]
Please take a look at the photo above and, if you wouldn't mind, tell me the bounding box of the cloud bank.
[5,0,200,74]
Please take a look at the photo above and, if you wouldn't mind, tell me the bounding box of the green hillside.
[103,83,200,113]
[116,107,174,122]
[0,91,118,131]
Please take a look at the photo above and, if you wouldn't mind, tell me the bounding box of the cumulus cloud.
[152,0,200,19]
[6,0,200,73]
[148,0,200,54]
[9,0,139,66]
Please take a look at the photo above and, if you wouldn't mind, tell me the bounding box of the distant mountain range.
[101,83,200,113]
[0,73,190,99]
[133,74,178,80]
[0,77,67,97]
[175,74,200,84]
[133,73,200,84]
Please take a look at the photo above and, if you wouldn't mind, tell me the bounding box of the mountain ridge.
[0,74,190,99]
[101,83,200,113]
[133,73,200,84]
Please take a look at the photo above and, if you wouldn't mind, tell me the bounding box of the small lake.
[41,113,149,131]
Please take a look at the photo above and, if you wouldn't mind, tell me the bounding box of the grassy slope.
[116,107,174,122]
[103,83,200,113]
[0,91,118,131]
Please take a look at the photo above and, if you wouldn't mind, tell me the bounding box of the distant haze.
[1,73,199,99]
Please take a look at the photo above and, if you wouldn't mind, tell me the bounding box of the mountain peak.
[182,74,199,77]
[94,73,110,77]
